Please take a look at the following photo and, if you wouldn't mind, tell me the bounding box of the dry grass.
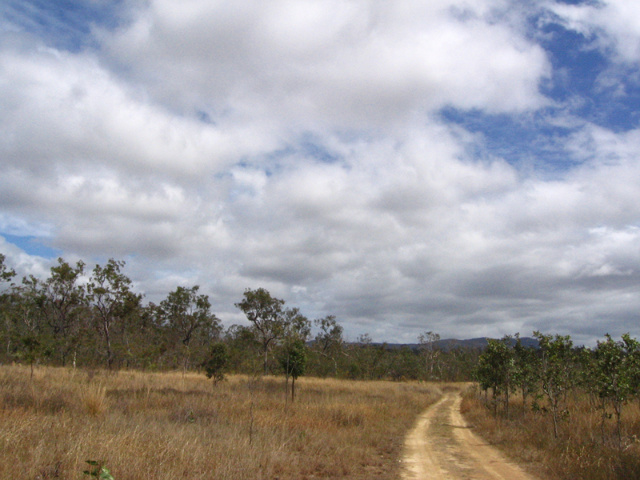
[461,386,640,480]
[0,365,441,480]
[79,383,109,417]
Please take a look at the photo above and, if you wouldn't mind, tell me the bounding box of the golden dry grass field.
[0,365,441,480]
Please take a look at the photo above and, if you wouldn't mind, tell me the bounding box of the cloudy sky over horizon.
[2,0,640,345]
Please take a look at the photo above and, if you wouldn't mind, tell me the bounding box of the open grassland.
[0,365,441,480]
[461,386,640,480]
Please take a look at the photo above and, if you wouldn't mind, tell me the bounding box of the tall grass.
[461,386,640,480]
[0,365,441,480]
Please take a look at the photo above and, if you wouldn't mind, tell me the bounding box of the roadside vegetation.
[468,333,640,480]
[0,364,440,480]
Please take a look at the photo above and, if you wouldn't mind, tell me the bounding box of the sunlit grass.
[0,365,441,480]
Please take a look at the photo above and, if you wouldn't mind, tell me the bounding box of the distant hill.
[360,337,539,352]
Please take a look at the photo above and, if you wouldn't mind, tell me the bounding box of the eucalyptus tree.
[282,307,311,343]
[223,324,261,373]
[6,276,50,371]
[418,331,441,380]
[312,315,344,376]
[0,254,16,361]
[158,285,221,370]
[235,288,286,375]
[40,258,88,366]
[0,253,15,284]
[279,338,307,402]
[278,307,311,399]
[87,259,140,369]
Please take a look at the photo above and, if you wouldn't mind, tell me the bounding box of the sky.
[1,0,640,345]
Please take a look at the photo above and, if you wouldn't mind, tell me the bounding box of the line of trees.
[475,332,640,448]
[0,254,481,382]
[0,255,222,372]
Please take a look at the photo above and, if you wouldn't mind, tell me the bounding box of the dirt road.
[401,387,539,480]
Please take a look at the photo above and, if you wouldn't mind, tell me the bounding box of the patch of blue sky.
[255,133,343,173]
[539,20,640,132]
[442,7,640,174]
[298,134,341,165]
[2,234,61,259]
[1,0,124,52]
[440,107,581,175]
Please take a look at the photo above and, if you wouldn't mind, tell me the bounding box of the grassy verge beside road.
[0,364,441,480]
[461,386,640,480]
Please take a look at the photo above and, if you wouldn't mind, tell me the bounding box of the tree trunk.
[291,377,296,402]
[600,397,607,445]
[263,345,269,375]
[614,401,622,450]
[103,320,113,369]
[505,388,510,419]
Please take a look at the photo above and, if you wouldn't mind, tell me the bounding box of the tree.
[224,324,261,374]
[513,333,539,416]
[235,288,285,375]
[202,343,229,385]
[0,253,15,284]
[418,331,441,380]
[88,259,139,369]
[591,334,640,448]
[158,285,221,370]
[533,331,577,438]
[312,315,344,376]
[475,336,515,417]
[40,258,87,366]
[282,307,311,342]
[279,338,307,402]
[0,254,16,361]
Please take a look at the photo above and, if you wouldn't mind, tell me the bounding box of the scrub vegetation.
[468,333,640,480]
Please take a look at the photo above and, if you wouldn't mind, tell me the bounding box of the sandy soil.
[401,387,540,480]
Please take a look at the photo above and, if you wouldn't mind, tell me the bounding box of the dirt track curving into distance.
[401,387,540,480]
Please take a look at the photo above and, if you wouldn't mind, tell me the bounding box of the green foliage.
[279,338,308,401]
[158,285,221,371]
[235,288,286,375]
[311,315,344,376]
[513,334,539,412]
[588,334,640,448]
[0,253,16,283]
[83,460,114,480]
[202,343,229,384]
[279,339,307,380]
[88,259,137,368]
[475,336,515,416]
[533,331,577,438]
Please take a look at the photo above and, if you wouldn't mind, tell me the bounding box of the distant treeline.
[0,254,479,380]
[1,254,635,396]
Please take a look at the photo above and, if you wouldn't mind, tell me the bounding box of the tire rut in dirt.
[426,393,478,479]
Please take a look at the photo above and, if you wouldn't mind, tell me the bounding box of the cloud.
[1,1,640,345]
[549,0,640,64]
[100,0,550,128]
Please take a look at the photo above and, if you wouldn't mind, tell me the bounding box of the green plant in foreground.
[83,460,114,480]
